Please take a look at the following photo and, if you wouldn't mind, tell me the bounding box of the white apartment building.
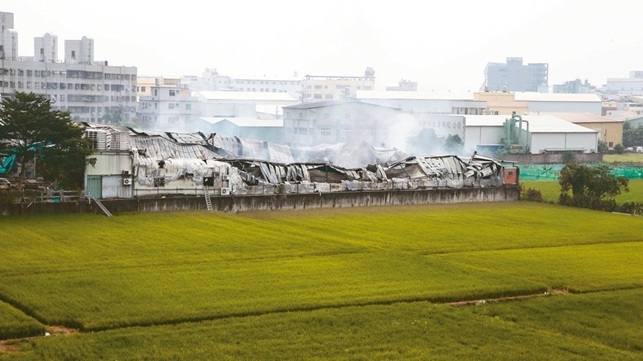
[0,11,137,123]
[137,84,199,131]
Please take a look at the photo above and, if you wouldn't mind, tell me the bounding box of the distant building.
[196,117,285,144]
[553,79,592,94]
[283,99,465,151]
[179,68,302,99]
[137,81,199,131]
[283,100,401,147]
[0,11,137,123]
[357,90,487,115]
[483,57,548,92]
[301,67,375,103]
[386,79,417,91]
[603,71,643,96]
[464,114,598,154]
[541,112,624,148]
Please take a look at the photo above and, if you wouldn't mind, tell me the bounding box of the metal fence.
[519,164,643,181]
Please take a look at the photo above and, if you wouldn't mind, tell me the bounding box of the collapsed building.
[83,124,518,203]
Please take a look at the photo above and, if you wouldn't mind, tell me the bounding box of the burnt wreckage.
[85,124,515,197]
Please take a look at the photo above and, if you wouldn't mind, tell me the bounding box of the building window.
[169,89,177,96]
[321,128,331,136]
[325,94,333,99]
[186,104,191,110]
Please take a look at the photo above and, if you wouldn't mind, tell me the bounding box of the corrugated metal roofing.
[464,114,598,133]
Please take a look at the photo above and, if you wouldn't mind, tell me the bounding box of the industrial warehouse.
[77,122,519,215]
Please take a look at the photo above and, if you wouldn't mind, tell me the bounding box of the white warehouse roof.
[356,90,475,101]
[464,114,598,133]
[513,92,601,102]
[200,117,284,127]
[194,91,298,102]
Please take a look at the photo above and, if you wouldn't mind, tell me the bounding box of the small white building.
[464,114,599,154]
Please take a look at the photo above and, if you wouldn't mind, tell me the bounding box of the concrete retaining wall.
[1,186,520,216]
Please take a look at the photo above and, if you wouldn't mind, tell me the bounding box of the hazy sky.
[3,0,643,91]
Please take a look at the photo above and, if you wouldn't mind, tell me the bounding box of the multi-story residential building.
[301,67,376,103]
[137,82,199,131]
[0,11,137,123]
[178,68,302,98]
[483,57,548,92]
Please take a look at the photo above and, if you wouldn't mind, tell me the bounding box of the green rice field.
[0,202,641,360]
[522,178,643,203]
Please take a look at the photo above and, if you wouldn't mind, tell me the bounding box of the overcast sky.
[3,0,643,91]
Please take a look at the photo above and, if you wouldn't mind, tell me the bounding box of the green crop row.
[0,301,44,340]
[0,203,641,333]
[2,289,640,361]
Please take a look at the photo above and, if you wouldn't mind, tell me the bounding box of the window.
[186,104,192,110]
[321,128,331,136]
[314,94,322,99]
[169,89,177,96]
[325,94,333,99]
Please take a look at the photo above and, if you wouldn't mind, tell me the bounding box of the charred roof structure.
[83,124,515,200]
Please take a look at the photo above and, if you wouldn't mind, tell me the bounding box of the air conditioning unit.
[123,178,132,186]
[222,175,229,181]
[221,187,231,195]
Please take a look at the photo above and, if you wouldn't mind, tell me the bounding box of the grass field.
[0,203,641,360]
[603,153,643,164]
[522,178,643,203]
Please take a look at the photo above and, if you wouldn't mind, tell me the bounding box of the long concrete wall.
[1,186,520,216]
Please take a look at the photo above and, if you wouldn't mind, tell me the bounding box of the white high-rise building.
[34,33,58,62]
[0,11,136,123]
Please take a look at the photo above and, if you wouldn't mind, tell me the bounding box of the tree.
[622,121,643,148]
[443,134,463,154]
[558,163,629,212]
[0,91,94,189]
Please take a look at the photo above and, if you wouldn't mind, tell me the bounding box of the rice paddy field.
[522,178,643,203]
[0,202,641,360]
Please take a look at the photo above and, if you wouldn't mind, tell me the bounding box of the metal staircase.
[204,186,213,211]
[90,197,112,217]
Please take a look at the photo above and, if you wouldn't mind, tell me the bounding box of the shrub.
[522,188,543,202]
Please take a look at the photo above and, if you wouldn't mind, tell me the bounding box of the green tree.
[622,121,643,147]
[558,163,629,212]
[0,91,94,189]
[443,134,463,154]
